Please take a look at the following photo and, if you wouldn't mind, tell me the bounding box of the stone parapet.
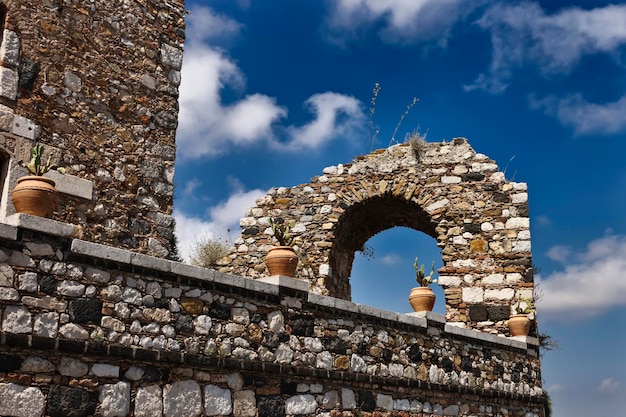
[0,224,545,417]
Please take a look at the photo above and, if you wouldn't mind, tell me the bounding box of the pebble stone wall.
[0,219,545,417]
[0,0,184,258]
[224,139,535,335]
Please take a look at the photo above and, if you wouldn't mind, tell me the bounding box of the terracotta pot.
[11,176,59,217]
[264,246,298,277]
[408,286,436,312]
[508,314,531,336]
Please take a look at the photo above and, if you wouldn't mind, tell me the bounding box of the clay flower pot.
[508,314,531,336]
[264,246,298,277]
[11,176,59,217]
[409,286,436,312]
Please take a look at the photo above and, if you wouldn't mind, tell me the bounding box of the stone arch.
[226,138,534,332]
[328,194,436,300]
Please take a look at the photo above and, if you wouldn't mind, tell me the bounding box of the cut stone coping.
[3,213,79,237]
[46,170,93,200]
[3,233,539,353]
[257,275,310,292]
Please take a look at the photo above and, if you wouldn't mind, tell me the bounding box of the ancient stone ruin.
[0,1,546,416]
[225,139,534,335]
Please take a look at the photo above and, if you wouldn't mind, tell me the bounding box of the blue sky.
[173,1,626,415]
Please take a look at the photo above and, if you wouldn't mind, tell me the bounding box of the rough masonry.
[0,219,545,417]
[225,140,535,335]
[0,0,184,258]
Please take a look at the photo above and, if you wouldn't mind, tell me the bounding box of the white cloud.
[281,93,364,151]
[181,178,202,198]
[598,378,621,393]
[177,6,365,159]
[208,187,265,228]
[530,93,626,135]
[536,234,626,320]
[546,245,571,263]
[466,3,626,93]
[185,6,242,45]
[177,41,287,158]
[174,184,265,261]
[379,253,402,266]
[326,0,470,45]
[534,215,552,227]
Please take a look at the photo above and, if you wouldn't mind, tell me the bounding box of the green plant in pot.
[408,257,438,312]
[12,143,65,217]
[508,296,535,337]
[264,217,299,277]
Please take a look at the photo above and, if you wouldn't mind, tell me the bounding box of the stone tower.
[0,0,185,258]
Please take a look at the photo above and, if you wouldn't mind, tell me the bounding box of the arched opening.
[351,227,445,314]
[328,195,437,300]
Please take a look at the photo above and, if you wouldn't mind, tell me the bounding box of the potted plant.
[11,143,65,217]
[508,296,535,336]
[408,257,437,312]
[264,217,299,277]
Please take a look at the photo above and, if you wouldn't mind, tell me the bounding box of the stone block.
[205,385,232,416]
[482,273,504,285]
[2,305,32,333]
[20,356,54,373]
[135,385,162,417]
[160,43,184,69]
[69,298,103,324]
[47,170,93,200]
[12,115,40,139]
[462,287,484,303]
[0,383,45,417]
[99,381,130,417]
[58,357,88,377]
[0,30,19,65]
[488,305,510,321]
[257,397,284,417]
[33,312,59,338]
[285,394,316,415]
[163,380,202,417]
[485,288,515,301]
[0,66,18,100]
[505,217,529,229]
[47,385,98,417]
[468,304,488,322]
[233,390,256,417]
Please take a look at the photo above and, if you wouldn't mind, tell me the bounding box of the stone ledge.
[47,170,93,200]
[408,311,447,324]
[257,275,309,292]
[4,214,79,237]
[130,251,171,273]
[71,239,132,263]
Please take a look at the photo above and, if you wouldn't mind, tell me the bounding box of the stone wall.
[0,219,545,416]
[0,0,184,258]
[224,139,535,334]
